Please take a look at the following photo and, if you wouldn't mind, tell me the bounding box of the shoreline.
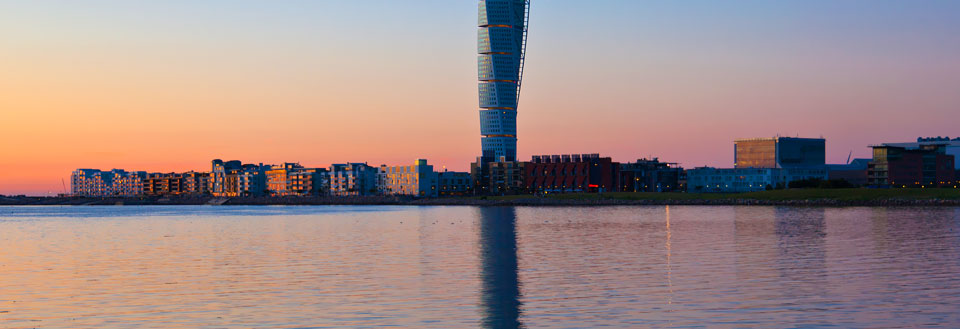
[2,195,959,207]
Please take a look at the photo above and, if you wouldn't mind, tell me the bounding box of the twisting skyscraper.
[478,0,529,163]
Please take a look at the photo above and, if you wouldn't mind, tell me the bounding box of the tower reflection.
[478,207,523,329]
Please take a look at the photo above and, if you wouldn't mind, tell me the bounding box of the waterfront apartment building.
[287,168,327,196]
[72,169,112,196]
[735,137,826,169]
[619,158,684,192]
[439,171,473,196]
[472,160,526,195]
[238,164,269,196]
[71,169,146,196]
[211,159,242,196]
[522,154,619,193]
[112,171,147,196]
[378,159,439,197]
[328,163,378,196]
[266,163,326,196]
[211,160,270,196]
[687,167,828,193]
[143,172,187,196]
[182,171,212,195]
[477,0,529,163]
[867,144,955,187]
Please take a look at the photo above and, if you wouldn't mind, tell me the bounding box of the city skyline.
[3,0,960,195]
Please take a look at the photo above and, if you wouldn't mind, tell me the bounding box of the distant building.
[182,171,212,195]
[477,0,529,163]
[438,171,472,196]
[687,167,828,193]
[472,159,526,195]
[826,159,871,186]
[112,170,147,196]
[266,163,328,196]
[328,163,378,196]
[143,172,188,196]
[378,159,439,197]
[267,163,299,196]
[522,154,618,193]
[211,159,242,196]
[619,158,684,192]
[689,137,828,193]
[71,169,146,196]
[868,144,955,187]
[238,164,269,196]
[735,137,825,169]
[882,137,960,170]
[288,168,327,196]
[210,160,275,196]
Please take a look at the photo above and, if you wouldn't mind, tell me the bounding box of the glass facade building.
[734,137,825,169]
[478,0,529,162]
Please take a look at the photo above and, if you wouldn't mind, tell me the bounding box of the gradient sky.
[2,0,959,195]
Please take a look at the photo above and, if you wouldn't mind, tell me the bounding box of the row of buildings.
[469,136,958,195]
[683,136,957,193]
[71,136,959,197]
[71,155,683,197]
[469,155,684,195]
[72,159,472,198]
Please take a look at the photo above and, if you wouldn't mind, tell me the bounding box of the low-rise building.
[686,167,827,193]
[883,137,960,170]
[472,159,526,195]
[287,168,327,196]
[71,169,146,196]
[688,137,828,193]
[826,159,870,186]
[182,171,212,195]
[267,163,326,196]
[522,154,619,193]
[619,158,683,192]
[238,164,269,196]
[211,159,242,196]
[439,171,472,196]
[868,144,955,187]
[735,137,826,169]
[112,171,147,196]
[328,163,378,196]
[378,159,439,197]
[143,172,188,195]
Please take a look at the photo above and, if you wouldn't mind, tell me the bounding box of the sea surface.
[1,206,959,328]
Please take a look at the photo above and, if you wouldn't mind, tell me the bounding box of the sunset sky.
[2,0,959,195]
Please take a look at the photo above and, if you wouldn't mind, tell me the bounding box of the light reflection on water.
[0,206,958,328]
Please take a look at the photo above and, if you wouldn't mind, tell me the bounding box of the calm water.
[1,206,959,328]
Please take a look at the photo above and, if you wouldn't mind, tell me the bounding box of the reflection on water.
[478,207,522,329]
[1,205,959,328]
[775,208,828,303]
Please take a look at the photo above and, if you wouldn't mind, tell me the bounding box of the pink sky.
[1,1,958,195]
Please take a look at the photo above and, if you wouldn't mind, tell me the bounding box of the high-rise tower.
[478,0,529,163]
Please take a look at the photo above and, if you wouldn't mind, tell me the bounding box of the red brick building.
[523,154,619,193]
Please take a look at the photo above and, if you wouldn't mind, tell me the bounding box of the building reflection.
[664,206,673,306]
[774,207,827,299]
[478,207,523,329]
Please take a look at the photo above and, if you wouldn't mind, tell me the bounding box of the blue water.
[1,206,958,328]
